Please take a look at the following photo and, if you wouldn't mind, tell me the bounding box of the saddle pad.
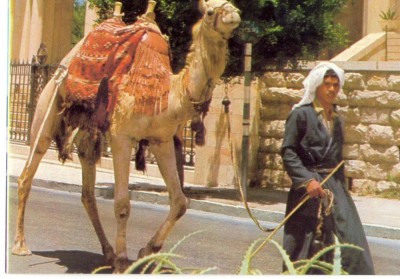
[65,17,172,116]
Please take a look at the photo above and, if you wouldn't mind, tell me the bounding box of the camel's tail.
[135,140,149,172]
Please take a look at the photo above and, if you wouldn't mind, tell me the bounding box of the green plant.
[238,235,363,275]
[92,230,218,274]
[92,230,362,275]
[379,8,398,20]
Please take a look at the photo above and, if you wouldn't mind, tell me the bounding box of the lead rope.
[24,67,68,171]
[225,81,273,232]
[249,161,343,258]
[224,79,342,252]
[224,85,343,241]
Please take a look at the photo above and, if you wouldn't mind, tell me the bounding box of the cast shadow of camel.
[32,250,156,274]
[32,250,111,273]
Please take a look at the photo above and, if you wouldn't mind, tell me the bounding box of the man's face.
[316,76,340,106]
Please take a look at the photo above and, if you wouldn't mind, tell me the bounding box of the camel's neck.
[187,22,228,102]
[169,21,228,120]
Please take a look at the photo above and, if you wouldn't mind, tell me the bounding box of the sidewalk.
[7,147,400,240]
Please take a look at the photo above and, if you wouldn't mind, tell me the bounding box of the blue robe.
[281,103,375,275]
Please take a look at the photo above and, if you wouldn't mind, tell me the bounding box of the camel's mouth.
[221,5,241,29]
[222,13,241,28]
[201,1,241,37]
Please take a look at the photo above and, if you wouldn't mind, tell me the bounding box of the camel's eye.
[207,8,215,16]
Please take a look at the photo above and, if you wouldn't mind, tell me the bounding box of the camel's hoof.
[113,256,132,274]
[103,248,116,266]
[11,245,32,256]
[137,247,150,259]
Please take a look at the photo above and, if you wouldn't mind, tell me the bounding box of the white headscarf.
[293,61,345,109]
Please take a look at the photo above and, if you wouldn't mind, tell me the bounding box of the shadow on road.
[33,250,109,273]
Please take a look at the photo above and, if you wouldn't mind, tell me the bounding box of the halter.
[202,1,239,40]
[188,1,238,106]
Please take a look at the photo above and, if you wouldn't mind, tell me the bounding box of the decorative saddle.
[64,17,172,116]
[55,17,172,164]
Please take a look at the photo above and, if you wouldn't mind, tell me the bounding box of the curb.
[8,175,400,240]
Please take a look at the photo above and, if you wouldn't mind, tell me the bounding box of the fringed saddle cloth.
[55,17,172,163]
[64,17,172,117]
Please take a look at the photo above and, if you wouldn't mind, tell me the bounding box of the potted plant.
[378,8,400,32]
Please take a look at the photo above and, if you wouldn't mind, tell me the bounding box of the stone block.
[261,87,303,104]
[366,74,388,90]
[359,107,391,125]
[345,160,367,179]
[348,90,400,108]
[343,144,360,159]
[388,163,400,184]
[367,124,395,145]
[260,104,292,121]
[388,75,400,91]
[390,109,400,127]
[365,162,394,181]
[258,152,283,170]
[344,124,368,143]
[343,73,365,90]
[394,128,400,145]
[262,72,286,87]
[259,137,283,153]
[261,169,289,187]
[377,181,399,191]
[338,106,360,123]
[286,73,305,89]
[360,144,399,163]
[351,179,377,194]
[335,90,349,106]
[259,120,285,138]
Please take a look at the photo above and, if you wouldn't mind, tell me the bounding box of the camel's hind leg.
[75,131,116,265]
[12,78,61,256]
[12,137,53,256]
[138,140,187,258]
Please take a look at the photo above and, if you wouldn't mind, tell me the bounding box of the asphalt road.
[6,185,400,275]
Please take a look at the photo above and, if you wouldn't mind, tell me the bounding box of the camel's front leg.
[12,78,61,256]
[75,131,116,266]
[138,140,187,258]
[110,134,133,273]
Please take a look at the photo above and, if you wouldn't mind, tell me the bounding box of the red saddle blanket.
[65,17,172,116]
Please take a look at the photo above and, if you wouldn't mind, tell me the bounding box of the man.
[281,62,375,274]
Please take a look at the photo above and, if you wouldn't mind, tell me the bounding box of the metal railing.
[8,47,196,167]
[8,59,58,143]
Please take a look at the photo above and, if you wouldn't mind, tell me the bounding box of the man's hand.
[306,180,326,198]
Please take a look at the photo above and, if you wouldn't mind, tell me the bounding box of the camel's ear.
[199,0,208,14]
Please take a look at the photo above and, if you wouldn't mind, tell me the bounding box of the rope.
[315,188,334,240]
[223,88,345,255]
[24,67,68,171]
[225,91,344,239]
[226,98,273,232]
[250,160,344,258]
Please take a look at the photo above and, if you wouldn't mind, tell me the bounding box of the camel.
[11,0,240,273]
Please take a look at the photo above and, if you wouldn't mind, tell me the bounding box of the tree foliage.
[86,0,351,76]
[72,0,87,45]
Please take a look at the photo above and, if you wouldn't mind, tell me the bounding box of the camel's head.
[199,0,241,39]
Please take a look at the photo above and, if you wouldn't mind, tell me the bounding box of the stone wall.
[257,69,400,193]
